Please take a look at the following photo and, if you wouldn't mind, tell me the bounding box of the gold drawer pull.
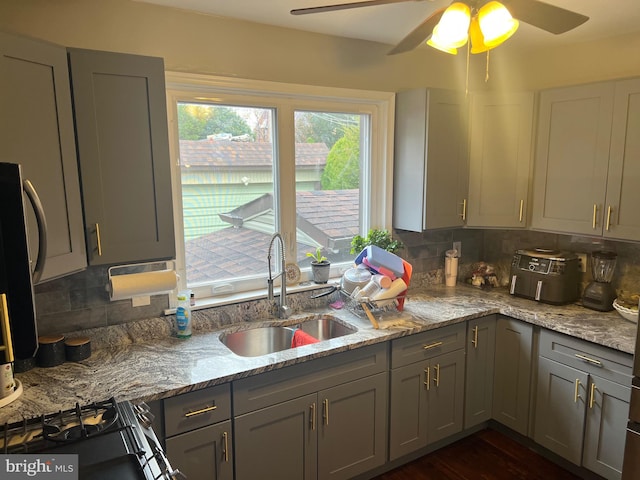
[471,326,478,348]
[606,205,612,231]
[95,223,103,256]
[433,364,440,387]
[574,379,581,403]
[519,199,524,223]
[222,431,229,462]
[459,199,467,221]
[423,368,430,391]
[322,399,329,426]
[423,341,443,350]
[575,353,602,367]
[589,383,597,409]
[592,204,598,229]
[184,404,217,417]
[310,403,316,431]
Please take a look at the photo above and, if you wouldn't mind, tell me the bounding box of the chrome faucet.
[267,233,291,319]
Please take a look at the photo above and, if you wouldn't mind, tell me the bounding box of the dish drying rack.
[338,289,407,329]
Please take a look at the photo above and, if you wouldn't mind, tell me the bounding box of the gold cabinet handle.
[222,431,229,462]
[519,199,524,223]
[95,223,103,256]
[310,403,316,431]
[589,383,597,409]
[606,205,612,231]
[322,399,329,426]
[574,379,582,403]
[0,294,14,363]
[423,341,443,350]
[575,353,603,367]
[424,367,430,391]
[433,364,440,388]
[459,199,467,221]
[592,204,598,229]
[471,326,478,349]
[184,404,217,417]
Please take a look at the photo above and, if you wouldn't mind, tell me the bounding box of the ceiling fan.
[290,0,589,55]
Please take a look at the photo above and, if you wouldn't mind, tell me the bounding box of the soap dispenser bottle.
[176,292,192,338]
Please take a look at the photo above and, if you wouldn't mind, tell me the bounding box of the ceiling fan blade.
[503,0,589,34]
[291,0,416,16]
[387,7,445,55]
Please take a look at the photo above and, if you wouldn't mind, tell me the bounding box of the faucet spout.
[267,233,290,319]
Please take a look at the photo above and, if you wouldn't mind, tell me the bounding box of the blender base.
[582,281,616,311]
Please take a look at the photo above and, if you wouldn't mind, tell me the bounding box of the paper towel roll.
[109,270,178,301]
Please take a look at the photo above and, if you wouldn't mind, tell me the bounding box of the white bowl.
[613,299,638,324]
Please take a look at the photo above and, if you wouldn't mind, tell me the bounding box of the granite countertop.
[1,284,636,424]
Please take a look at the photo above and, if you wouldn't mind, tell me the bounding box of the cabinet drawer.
[233,343,388,415]
[539,329,632,384]
[164,383,231,437]
[391,323,465,368]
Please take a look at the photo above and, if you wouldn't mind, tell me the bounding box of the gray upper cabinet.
[531,79,640,241]
[68,48,175,265]
[467,92,534,228]
[393,89,469,231]
[0,31,86,282]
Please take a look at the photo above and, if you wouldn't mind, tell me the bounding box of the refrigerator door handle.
[23,179,47,284]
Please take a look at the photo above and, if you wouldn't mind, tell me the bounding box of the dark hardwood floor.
[372,429,581,480]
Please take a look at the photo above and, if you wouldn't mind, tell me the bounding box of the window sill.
[163,280,339,315]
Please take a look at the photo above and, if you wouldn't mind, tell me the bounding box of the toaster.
[509,248,580,305]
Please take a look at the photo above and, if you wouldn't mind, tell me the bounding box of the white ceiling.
[135,0,640,53]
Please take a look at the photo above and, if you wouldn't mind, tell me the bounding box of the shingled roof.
[185,189,360,282]
[179,139,329,167]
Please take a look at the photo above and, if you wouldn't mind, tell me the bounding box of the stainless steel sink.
[220,316,357,357]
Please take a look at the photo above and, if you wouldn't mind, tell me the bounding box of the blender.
[582,251,617,311]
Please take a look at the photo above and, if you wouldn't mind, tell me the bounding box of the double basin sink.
[220,315,357,357]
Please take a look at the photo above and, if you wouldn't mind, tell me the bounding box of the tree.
[178,104,252,140]
[295,111,358,149]
[321,126,360,189]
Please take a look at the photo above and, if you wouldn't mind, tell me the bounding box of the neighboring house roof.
[185,189,360,282]
[179,139,329,167]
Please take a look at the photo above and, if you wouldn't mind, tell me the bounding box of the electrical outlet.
[453,241,462,257]
[577,253,588,273]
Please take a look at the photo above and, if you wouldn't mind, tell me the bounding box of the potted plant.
[350,229,404,255]
[307,247,331,284]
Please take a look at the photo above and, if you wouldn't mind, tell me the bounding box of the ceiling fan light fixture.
[469,16,491,54]
[428,2,470,50]
[478,1,519,47]
[427,28,459,54]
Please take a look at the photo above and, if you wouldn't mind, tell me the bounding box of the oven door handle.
[23,179,48,284]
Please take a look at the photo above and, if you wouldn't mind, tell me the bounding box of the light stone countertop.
[1,284,636,424]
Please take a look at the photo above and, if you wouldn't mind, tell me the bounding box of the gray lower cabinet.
[534,330,632,480]
[464,315,496,428]
[233,344,388,480]
[0,31,86,282]
[162,384,233,480]
[491,316,533,435]
[389,323,466,460]
[68,48,175,265]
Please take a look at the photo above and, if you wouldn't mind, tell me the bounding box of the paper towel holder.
[107,260,179,307]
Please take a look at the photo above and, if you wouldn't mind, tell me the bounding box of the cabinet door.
[0,31,86,282]
[68,48,175,265]
[604,78,640,241]
[318,373,387,480]
[165,421,233,480]
[583,375,631,480]
[393,89,468,231]
[427,349,465,445]
[531,83,614,236]
[492,317,532,435]
[465,316,496,428]
[534,357,588,465]
[234,394,317,480]
[467,93,533,228]
[389,361,429,460]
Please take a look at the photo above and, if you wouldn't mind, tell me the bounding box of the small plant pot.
[311,261,331,284]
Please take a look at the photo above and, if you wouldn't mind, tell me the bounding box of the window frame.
[165,72,395,305]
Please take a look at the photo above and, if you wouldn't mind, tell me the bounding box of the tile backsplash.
[34,228,640,335]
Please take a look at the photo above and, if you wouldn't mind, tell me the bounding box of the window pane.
[177,102,275,286]
[294,111,366,267]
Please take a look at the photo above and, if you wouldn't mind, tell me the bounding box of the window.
[165,73,394,303]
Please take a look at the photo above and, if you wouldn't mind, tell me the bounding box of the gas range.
[0,398,181,479]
